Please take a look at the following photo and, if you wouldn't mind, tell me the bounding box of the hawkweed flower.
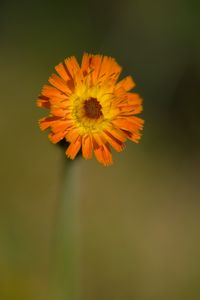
[37,53,144,166]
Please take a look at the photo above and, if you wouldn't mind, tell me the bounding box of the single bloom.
[37,53,144,166]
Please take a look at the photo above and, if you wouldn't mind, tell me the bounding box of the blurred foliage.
[0,0,200,299]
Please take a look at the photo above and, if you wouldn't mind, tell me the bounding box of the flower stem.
[53,158,81,300]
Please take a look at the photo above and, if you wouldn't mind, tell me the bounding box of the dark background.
[1,0,200,299]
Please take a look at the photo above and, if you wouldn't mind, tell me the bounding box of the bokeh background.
[1,0,200,299]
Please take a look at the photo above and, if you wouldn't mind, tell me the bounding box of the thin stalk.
[53,158,81,300]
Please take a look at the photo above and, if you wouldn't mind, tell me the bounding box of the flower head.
[37,53,144,166]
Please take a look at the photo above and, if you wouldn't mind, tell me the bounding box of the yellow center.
[70,84,117,134]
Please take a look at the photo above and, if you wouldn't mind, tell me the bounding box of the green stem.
[53,158,81,300]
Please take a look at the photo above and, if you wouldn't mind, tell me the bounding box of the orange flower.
[37,53,144,166]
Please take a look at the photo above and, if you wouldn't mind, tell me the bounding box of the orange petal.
[55,62,71,81]
[50,107,67,117]
[90,55,103,83]
[127,117,144,130]
[49,97,69,107]
[49,74,71,94]
[39,116,60,130]
[118,107,140,116]
[132,116,144,127]
[116,76,135,91]
[102,144,113,166]
[48,131,67,144]
[112,118,139,132]
[65,128,80,143]
[41,85,67,99]
[93,133,106,146]
[127,93,143,105]
[81,53,92,76]
[94,143,113,166]
[98,56,122,85]
[64,56,80,79]
[66,136,82,159]
[103,130,125,152]
[82,135,93,159]
[37,96,50,108]
[128,131,142,143]
[92,135,113,166]
[119,117,144,142]
[117,93,143,114]
[51,120,74,133]
[117,104,143,116]
[93,146,103,164]
[105,127,126,143]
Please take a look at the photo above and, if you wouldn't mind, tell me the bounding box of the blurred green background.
[1,0,200,299]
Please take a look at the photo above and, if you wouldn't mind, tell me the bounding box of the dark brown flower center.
[84,97,102,119]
